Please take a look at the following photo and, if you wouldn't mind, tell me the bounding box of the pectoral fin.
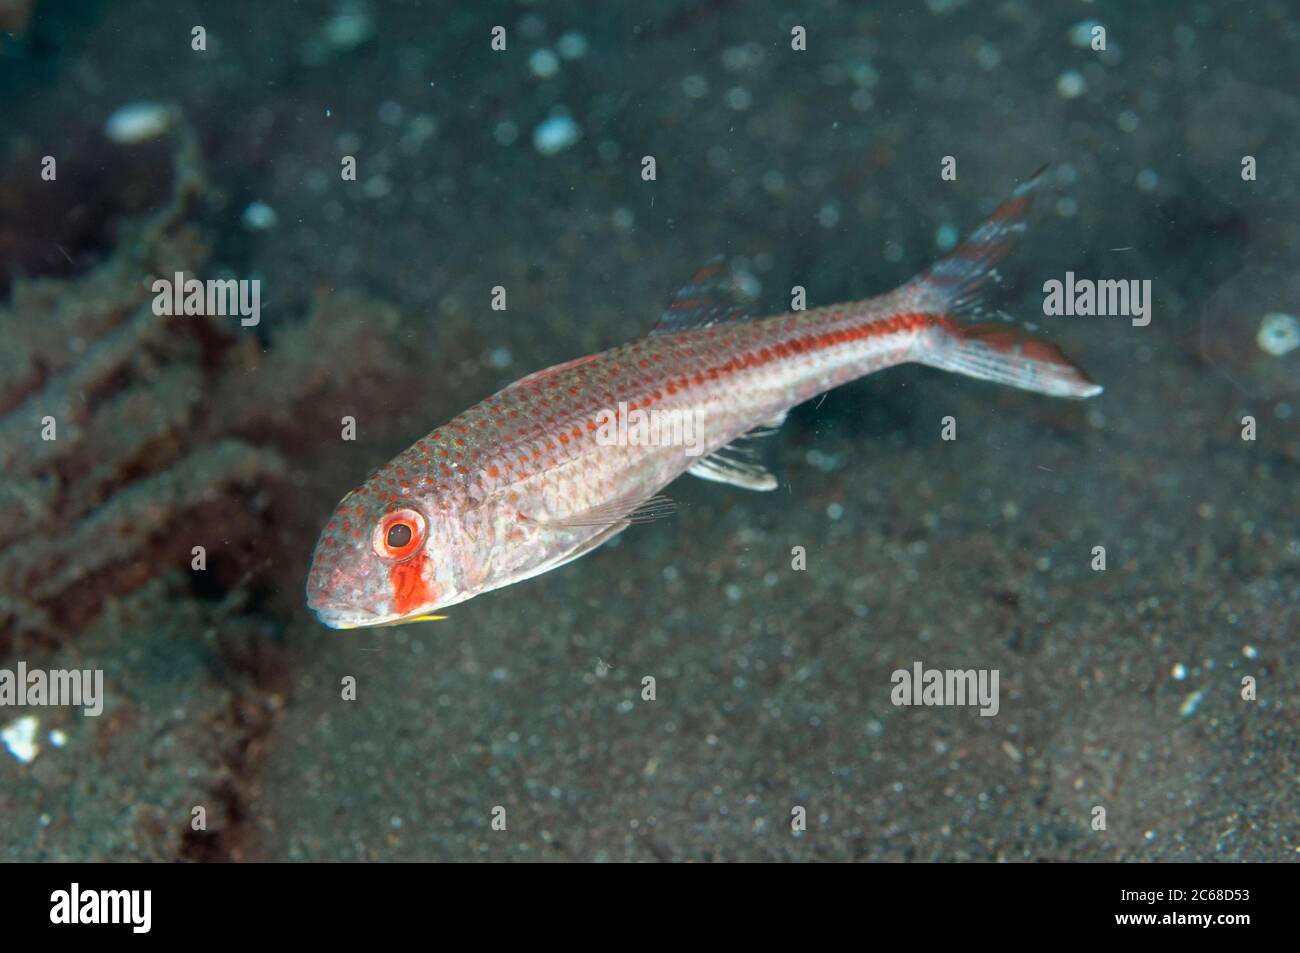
[528,492,677,530]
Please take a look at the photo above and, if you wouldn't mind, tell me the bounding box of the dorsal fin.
[499,353,601,392]
[651,256,755,335]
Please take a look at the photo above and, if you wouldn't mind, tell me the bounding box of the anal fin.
[747,409,788,438]
[686,412,786,491]
[688,446,778,491]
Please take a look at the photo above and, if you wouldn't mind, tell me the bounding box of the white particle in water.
[1056,70,1087,99]
[734,271,761,299]
[556,32,589,60]
[976,43,1001,70]
[533,114,581,155]
[323,12,374,50]
[518,13,546,41]
[1069,20,1104,49]
[1179,688,1206,718]
[105,102,172,143]
[529,48,560,79]
[362,175,391,199]
[241,201,278,230]
[725,87,753,110]
[681,74,709,98]
[1,716,40,764]
[850,88,874,112]
[1257,312,1300,357]
[494,120,519,146]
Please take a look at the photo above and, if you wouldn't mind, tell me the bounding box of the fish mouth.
[310,605,447,630]
[305,570,386,629]
[306,591,384,630]
[310,606,373,630]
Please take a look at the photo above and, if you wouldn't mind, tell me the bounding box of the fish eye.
[372,508,426,561]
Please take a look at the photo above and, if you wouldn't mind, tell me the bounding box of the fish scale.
[307,167,1101,628]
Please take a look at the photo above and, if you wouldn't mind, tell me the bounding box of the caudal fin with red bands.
[919,321,1102,399]
[901,163,1050,317]
[900,165,1101,399]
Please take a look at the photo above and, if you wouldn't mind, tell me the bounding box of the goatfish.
[306,167,1100,629]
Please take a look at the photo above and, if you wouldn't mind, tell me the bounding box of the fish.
[306,167,1100,629]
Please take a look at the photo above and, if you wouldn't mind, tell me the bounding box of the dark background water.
[0,0,1296,860]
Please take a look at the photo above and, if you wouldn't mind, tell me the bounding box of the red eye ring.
[373,508,426,561]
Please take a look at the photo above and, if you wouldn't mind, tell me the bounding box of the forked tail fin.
[900,165,1102,400]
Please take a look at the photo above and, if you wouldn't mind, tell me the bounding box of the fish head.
[306,484,462,629]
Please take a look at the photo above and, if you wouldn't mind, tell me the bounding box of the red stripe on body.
[486,312,936,480]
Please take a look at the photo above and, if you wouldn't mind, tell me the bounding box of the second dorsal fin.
[651,256,755,335]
